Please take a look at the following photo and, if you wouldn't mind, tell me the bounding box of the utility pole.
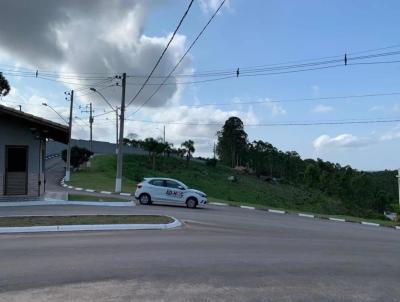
[213,141,216,159]
[163,125,166,143]
[89,102,93,152]
[115,107,119,154]
[81,103,94,152]
[397,169,400,207]
[115,73,126,193]
[65,90,74,181]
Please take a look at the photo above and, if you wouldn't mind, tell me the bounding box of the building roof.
[0,104,69,144]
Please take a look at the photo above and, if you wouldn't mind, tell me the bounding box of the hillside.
[69,153,370,217]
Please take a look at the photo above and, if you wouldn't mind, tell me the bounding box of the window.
[165,180,181,189]
[149,179,165,187]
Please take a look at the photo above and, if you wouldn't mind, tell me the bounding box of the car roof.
[144,177,182,182]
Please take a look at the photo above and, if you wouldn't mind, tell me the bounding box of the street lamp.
[42,102,68,124]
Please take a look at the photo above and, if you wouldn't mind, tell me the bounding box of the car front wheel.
[139,193,151,205]
[186,197,197,209]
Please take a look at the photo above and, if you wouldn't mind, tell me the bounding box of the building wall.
[46,139,147,156]
[0,116,43,197]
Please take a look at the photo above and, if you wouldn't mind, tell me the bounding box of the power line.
[125,91,400,109]
[126,0,194,108]
[126,0,226,117]
[124,117,400,127]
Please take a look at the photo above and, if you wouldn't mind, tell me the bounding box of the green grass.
[68,194,126,202]
[0,215,173,227]
[68,154,398,225]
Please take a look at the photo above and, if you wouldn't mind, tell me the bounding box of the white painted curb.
[210,202,228,206]
[329,217,346,222]
[0,200,135,207]
[85,189,95,193]
[74,188,83,191]
[100,191,112,195]
[298,213,314,218]
[268,209,285,214]
[395,226,400,230]
[0,217,181,234]
[240,205,255,210]
[120,193,131,196]
[361,221,380,227]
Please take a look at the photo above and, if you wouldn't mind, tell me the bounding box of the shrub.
[62,146,93,168]
[205,158,218,167]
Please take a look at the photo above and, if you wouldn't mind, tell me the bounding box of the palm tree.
[181,140,195,166]
[142,138,167,170]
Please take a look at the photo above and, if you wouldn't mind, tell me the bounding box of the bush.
[205,158,217,167]
[61,146,93,168]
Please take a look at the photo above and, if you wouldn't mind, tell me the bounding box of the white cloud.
[0,1,191,109]
[263,99,286,116]
[0,0,253,157]
[313,134,373,151]
[124,105,259,156]
[369,105,384,112]
[312,104,334,113]
[311,85,320,97]
[380,124,400,141]
[393,104,400,112]
[199,0,231,14]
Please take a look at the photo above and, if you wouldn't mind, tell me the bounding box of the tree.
[0,73,10,97]
[142,138,167,170]
[61,146,93,169]
[216,117,248,167]
[181,140,195,166]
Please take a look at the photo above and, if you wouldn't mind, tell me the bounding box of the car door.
[148,179,167,202]
[164,180,186,204]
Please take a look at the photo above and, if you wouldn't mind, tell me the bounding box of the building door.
[5,146,28,195]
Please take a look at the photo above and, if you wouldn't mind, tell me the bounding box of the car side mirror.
[178,185,184,190]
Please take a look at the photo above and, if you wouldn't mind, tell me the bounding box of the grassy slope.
[70,154,348,215]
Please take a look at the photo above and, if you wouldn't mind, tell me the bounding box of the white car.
[134,177,207,208]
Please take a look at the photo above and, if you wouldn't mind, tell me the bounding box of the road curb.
[209,202,228,206]
[298,213,314,218]
[0,216,181,234]
[240,205,255,210]
[61,177,133,197]
[268,209,286,214]
[329,217,346,222]
[0,200,135,207]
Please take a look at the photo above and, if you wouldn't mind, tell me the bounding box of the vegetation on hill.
[68,116,399,221]
[215,117,399,218]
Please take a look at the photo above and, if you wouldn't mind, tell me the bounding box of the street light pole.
[65,90,74,181]
[42,102,69,124]
[115,73,126,193]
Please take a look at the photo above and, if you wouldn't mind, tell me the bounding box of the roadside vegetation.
[68,116,399,224]
[0,215,173,227]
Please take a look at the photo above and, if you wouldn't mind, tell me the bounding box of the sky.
[1,0,400,171]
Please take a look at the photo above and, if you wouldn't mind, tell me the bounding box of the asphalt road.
[0,203,399,302]
[0,157,399,301]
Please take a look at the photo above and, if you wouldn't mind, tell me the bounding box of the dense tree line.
[217,117,398,218]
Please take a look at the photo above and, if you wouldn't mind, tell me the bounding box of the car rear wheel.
[186,197,197,209]
[139,193,151,205]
